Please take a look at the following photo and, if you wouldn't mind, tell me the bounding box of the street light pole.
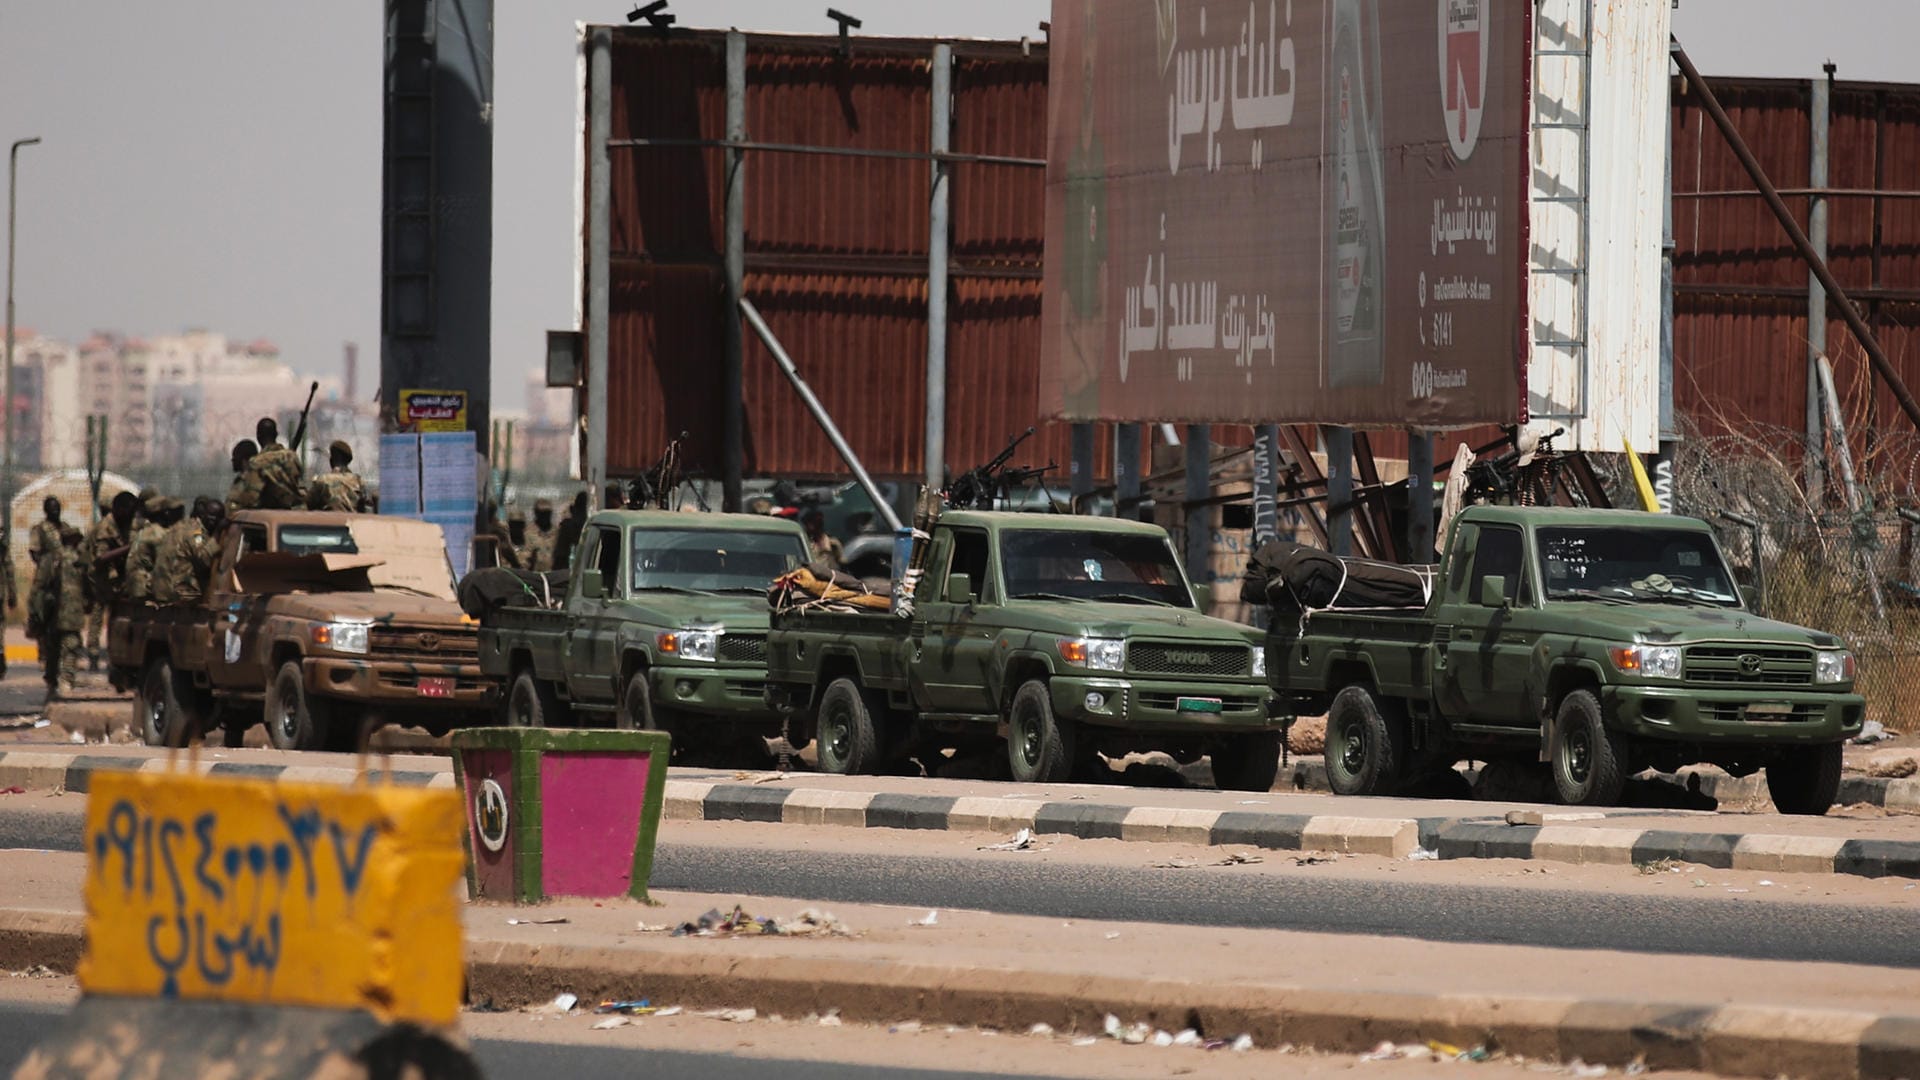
[4,136,42,586]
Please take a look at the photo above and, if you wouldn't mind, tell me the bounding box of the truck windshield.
[630,529,809,593]
[1536,527,1739,605]
[278,526,358,556]
[1000,530,1190,607]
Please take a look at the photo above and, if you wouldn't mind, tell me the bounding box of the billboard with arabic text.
[1040,0,1530,426]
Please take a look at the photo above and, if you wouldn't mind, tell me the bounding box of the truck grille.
[369,625,480,662]
[718,634,768,665]
[1700,702,1826,723]
[1130,642,1250,678]
[1684,645,1813,687]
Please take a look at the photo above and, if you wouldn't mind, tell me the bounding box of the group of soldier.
[480,493,582,573]
[20,416,368,698]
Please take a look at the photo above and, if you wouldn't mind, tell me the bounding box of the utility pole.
[5,137,42,579]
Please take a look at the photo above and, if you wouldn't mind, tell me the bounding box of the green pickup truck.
[476,510,810,755]
[765,511,1286,788]
[1267,505,1865,813]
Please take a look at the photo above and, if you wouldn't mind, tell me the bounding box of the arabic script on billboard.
[1039,0,1528,426]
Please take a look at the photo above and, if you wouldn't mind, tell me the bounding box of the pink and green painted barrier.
[449,728,672,903]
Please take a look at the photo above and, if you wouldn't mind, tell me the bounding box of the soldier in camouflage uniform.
[124,495,179,605]
[226,440,257,512]
[152,497,224,607]
[27,496,63,565]
[524,498,559,572]
[306,440,366,512]
[482,500,523,570]
[81,492,139,671]
[235,417,305,510]
[32,526,85,698]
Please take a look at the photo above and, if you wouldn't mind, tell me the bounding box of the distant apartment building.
[21,329,349,471]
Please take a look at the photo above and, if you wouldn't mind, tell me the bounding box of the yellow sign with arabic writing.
[399,388,469,433]
[78,772,465,1025]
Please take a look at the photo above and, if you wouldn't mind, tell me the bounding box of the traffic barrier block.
[77,770,466,1024]
[1730,833,1847,874]
[14,769,478,1078]
[449,727,672,903]
[1120,805,1223,845]
[781,787,872,827]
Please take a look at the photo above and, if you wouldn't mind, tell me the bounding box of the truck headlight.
[311,621,370,655]
[657,629,718,662]
[1609,644,1681,679]
[1251,648,1267,679]
[1058,637,1125,672]
[1814,649,1855,684]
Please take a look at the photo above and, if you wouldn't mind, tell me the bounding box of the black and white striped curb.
[4,751,1916,879]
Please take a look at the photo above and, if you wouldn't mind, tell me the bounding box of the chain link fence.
[1670,417,1920,726]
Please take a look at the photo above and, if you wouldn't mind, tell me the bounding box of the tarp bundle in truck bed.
[1241,541,1435,618]
[768,564,892,615]
[458,567,570,620]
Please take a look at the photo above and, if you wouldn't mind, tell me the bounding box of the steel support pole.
[2,136,37,595]
[1069,423,1094,509]
[1115,423,1143,520]
[1407,430,1434,562]
[925,44,952,494]
[1183,425,1211,593]
[1324,426,1354,557]
[722,31,747,512]
[1807,71,1832,502]
[585,30,611,505]
[741,298,903,533]
[1673,38,1920,433]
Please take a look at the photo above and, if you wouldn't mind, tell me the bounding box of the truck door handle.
[1455,630,1473,640]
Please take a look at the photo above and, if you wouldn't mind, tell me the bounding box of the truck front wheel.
[1325,685,1407,796]
[1765,743,1842,816]
[618,670,659,732]
[267,661,332,752]
[1550,689,1628,806]
[1211,731,1283,793]
[816,678,881,775]
[1007,680,1075,784]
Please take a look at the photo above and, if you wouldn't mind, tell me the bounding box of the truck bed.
[477,605,571,679]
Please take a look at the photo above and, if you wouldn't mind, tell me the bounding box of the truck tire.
[506,669,564,729]
[267,660,332,752]
[816,678,882,775]
[1007,680,1075,784]
[137,658,191,748]
[617,670,658,732]
[1550,689,1629,806]
[1325,685,1407,796]
[1211,731,1283,793]
[1765,743,1843,816]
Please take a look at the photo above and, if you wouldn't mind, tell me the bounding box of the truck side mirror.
[578,568,604,599]
[1739,584,1759,611]
[1190,583,1213,610]
[1478,576,1507,609]
[945,573,973,605]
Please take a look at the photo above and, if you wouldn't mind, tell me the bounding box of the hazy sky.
[0,1,1905,414]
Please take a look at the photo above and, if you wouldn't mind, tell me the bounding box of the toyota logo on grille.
[1738,653,1763,675]
[1167,650,1211,667]
[418,632,441,652]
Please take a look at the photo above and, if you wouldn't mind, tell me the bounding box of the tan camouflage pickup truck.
[108,511,492,750]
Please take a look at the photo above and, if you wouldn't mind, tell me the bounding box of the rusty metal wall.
[1670,75,1920,446]
[594,28,1075,481]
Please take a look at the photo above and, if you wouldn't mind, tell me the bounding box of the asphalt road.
[6,805,1919,968]
[0,1002,1042,1079]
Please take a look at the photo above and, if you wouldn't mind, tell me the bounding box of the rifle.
[628,431,691,510]
[944,427,1037,510]
[288,380,321,454]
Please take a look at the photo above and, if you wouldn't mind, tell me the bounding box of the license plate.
[418,677,455,699]
[1176,696,1224,714]
[1744,702,1794,719]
